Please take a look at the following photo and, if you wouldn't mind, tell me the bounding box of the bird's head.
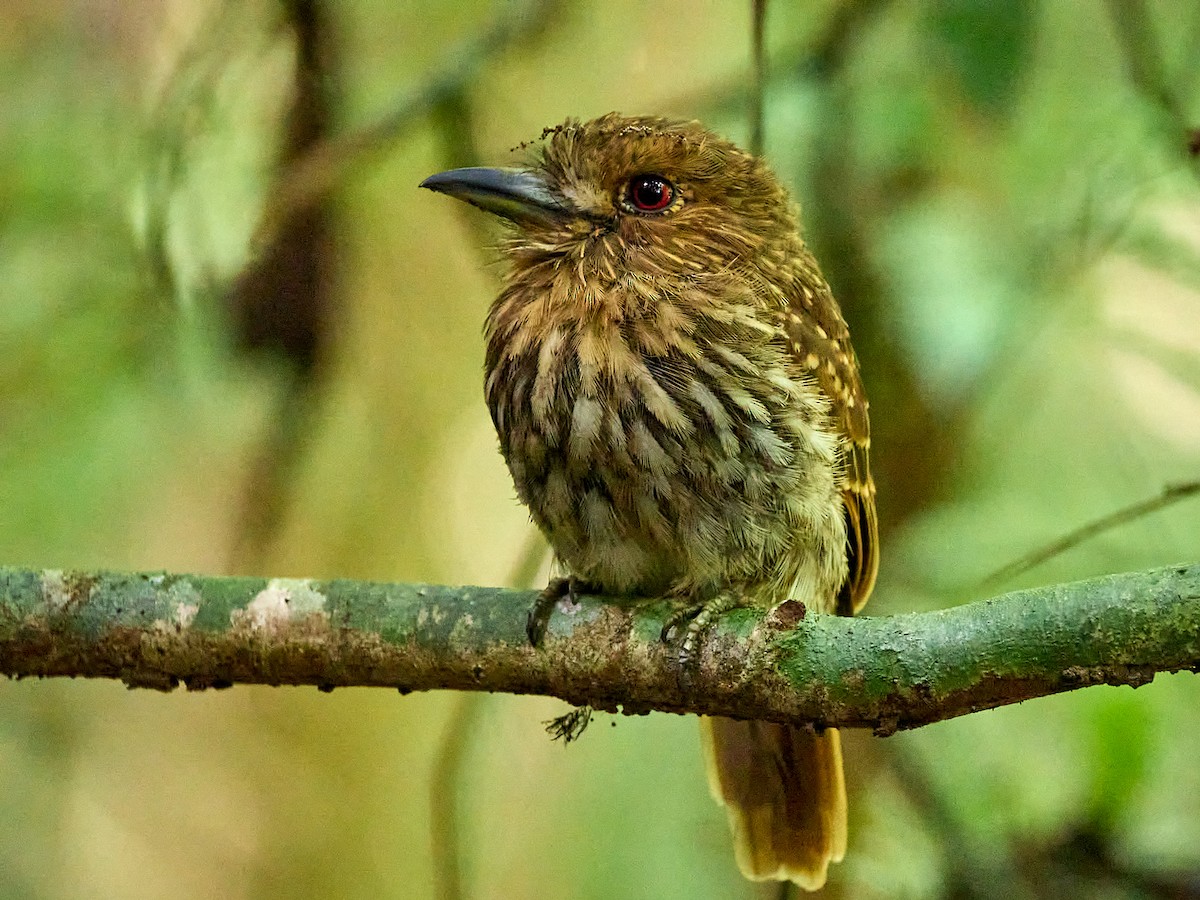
[421,113,798,284]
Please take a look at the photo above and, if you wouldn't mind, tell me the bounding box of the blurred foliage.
[1,1,1199,898]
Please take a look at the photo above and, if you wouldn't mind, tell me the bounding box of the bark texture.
[0,564,1196,733]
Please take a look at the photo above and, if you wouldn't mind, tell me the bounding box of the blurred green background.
[2,1,1199,898]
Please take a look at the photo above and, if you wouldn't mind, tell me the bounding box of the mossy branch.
[1,564,1197,733]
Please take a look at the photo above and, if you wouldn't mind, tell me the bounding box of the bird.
[421,113,878,890]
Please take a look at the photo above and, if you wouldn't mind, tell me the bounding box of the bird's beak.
[420,167,569,224]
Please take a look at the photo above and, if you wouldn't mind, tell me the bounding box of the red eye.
[626,174,675,212]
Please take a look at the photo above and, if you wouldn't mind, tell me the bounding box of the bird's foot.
[660,592,742,670]
[527,576,594,647]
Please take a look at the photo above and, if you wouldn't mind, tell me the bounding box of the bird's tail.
[701,717,847,890]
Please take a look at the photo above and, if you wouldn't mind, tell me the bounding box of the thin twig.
[981,481,1200,589]
[666,0,893,122]
[750,0,767,156]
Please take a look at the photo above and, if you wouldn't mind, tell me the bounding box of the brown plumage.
[422,113,878,889]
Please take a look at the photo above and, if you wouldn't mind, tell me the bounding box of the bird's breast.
[484,288,848,603]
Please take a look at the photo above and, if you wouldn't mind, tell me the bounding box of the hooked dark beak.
[419,167,569,224]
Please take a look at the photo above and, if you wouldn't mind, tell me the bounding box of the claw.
[526,576,591,647]
[659,603,704,644]
[526,578,568,647]
[660,593,742,670]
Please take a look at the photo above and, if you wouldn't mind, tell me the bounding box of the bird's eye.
[624,174,675,213]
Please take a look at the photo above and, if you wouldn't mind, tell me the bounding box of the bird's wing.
[780,257,879,616]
